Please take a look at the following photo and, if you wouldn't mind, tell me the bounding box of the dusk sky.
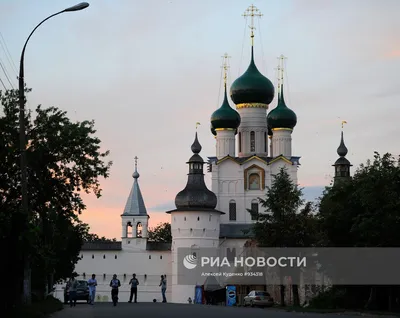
[1,0,399,239]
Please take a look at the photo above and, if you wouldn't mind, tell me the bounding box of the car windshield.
[77,281,87,287]
[255,291,270,296]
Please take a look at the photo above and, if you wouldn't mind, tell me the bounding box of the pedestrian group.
[66,274,167,306]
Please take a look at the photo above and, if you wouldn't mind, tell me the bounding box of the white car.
[243,290,274,307]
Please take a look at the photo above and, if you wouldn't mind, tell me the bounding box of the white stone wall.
[236,107,269,157]
[170,210,221,303]
[212,157,298,224]
[54,249,172,303]
[215,129,236,159]
[271,129,292,157]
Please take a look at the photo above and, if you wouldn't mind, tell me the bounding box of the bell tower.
[333,122,352,185]
[121,156,149,249]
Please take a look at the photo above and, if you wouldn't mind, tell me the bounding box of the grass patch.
[7,296,63,318]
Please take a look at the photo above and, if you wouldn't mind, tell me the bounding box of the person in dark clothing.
[128,273,139,303]
[159,275,167,303]
[109,274,121,306]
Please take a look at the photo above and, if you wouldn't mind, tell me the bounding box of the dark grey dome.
[337,131,348,157]
[174,132,217,210]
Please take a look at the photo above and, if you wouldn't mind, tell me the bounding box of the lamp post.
[18,2,89,304]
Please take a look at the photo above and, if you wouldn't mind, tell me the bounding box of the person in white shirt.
[87,274,97,305]
[109,274,121,306]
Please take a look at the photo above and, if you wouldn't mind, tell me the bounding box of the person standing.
[109,274,121,306]
[68,277,78,307]
[87,274,97,305]
[159,275,167,303]
[128,273,139,303]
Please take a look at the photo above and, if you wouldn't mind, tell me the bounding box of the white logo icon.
[183,254,197,269]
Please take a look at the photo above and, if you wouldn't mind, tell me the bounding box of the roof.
[81,242,122,251]
[203,275,223,291]
[219,223,254,239]
[146,242,171,251]
[166,207,225,214]
[208,155,301,166]
[81,241,171,251]
[122,168,148,216]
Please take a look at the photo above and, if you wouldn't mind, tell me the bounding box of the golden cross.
[221,53,231,85]
[242,4,263,45]
[341,120,347,129]
[277,54,287,92]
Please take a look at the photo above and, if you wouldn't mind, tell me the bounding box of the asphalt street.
[51,302,369,318]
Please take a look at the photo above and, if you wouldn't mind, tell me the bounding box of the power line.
[0,76,6,90]
[238,16,248,76]
[283,58,292,107]
[0,32,18,75]
[257,17,266,76]
[0,58,14,89]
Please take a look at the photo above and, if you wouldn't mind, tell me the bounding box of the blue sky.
[1,0,399,237]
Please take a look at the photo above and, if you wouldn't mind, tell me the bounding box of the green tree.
[317,152,400,311]
[84,233,117,242]
[0,88,112,309]
[249,167,319,307]
[148,222,171,243]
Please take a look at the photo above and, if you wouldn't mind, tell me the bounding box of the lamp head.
[64,2,89,12]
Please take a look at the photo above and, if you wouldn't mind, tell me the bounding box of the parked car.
[63,280,90,304]
[243,290,274,307]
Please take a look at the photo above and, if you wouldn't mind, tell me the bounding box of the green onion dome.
[267,84,297,130]
[210,85,241,132]
[268,126,273,136]
[230,47,275,105]
[211,124,216,136]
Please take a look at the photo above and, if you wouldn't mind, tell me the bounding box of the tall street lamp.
[18,2,89,304]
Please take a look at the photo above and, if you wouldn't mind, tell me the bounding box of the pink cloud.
[385,49,400,58]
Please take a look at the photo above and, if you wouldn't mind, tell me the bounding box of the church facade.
[53,5,352,304]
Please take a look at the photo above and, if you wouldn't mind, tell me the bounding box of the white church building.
[54,5,351,304]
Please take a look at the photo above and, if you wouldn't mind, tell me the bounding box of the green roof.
[267,84,297,130]
[210,85,241,131]
[230,46,275,105]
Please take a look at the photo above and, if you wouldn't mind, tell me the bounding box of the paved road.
[51,302,366,318]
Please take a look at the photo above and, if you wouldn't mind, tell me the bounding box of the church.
[54,5,352,304]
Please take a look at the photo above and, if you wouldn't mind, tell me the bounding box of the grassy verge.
[7,296,63,318]
[284,306,400,316]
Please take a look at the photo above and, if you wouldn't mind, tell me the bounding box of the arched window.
[251,199,259,220]
[250,131,255,152]
[126,221,132,237]
[238,132,242,152]
[229,200,236,221]
[249,173,260,190]
[136,222,143,238]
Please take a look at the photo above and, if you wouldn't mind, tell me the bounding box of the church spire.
[230,5,274,107]
[332,122,352,185]
[242,4,262,48]
[122,156,148,216]
[167,132,219,212]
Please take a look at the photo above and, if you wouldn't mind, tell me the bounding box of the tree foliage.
[249,167,319,307]
[148,222,171,243]
[317,152,400,311]
[0,88,112,310]
[84,233,117,242]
